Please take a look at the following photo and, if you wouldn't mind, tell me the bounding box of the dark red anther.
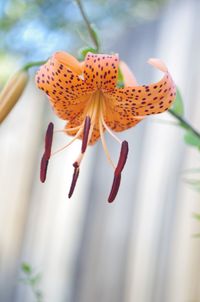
[115,140,129,176]
[40,154,49,183]
[45,122,54,159]
[108,173,121,203]
[73,161,79,169]
[81,116,91,153]
[68,165,80,198]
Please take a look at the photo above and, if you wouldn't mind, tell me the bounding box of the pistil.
[68,91,100,197]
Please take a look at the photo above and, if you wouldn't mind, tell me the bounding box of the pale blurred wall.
[0,0,200,301]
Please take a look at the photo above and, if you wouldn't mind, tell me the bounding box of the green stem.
[168,109,200,139]
[30,281,43,302]
[22,60,47,71]
[75,0,100,51]
[75,1,200,143]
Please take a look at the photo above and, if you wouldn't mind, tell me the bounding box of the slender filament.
[54,125,81,133]
[101,114,122,145]
[99,119,115,170]
[51,126,83,156]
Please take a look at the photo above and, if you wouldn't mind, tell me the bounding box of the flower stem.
[168,109,200,139]
[75,0,100,51]
[22,60,47,71]
[75,1,200,142]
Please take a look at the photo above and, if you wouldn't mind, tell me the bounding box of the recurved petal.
[104,59,176,130]
[119,61,138,86]
[54,51,83,74]
[83,52,119,91]
[102,60,143,132]
[35,52,94,120]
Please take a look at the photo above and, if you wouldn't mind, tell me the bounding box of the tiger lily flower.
[36,51,176,202]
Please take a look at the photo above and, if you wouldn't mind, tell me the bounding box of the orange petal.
[119,61,138,86]
[104,59,176,130]
[65,116,101,145]
[35,52,94,120]
[148,58,168,72]
[103,102,141,132]
[49,95,89,121]
[102,61,143,131]
[83,52,119,90]
[54,51,83,74]
[65,113,84,136]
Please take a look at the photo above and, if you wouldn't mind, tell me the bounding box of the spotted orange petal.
[103,59,176,132]
[35,51,94,121]
[103,100,141,132]
[102,60,142,132]
[83,52,119,90]
[65,114,101,145]
[119,61,138,86]
[49,95,88,121]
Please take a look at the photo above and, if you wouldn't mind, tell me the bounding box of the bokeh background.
[0,0,200,301]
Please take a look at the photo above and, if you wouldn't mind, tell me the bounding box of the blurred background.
[0,0,200,301]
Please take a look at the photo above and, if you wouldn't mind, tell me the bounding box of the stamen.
[115,140,129,176]
[73,161,79,168]
[108,174,121,203]
[76,153,84,165]
[40,122,54,183]
[45,122,54,159]
[81,116,91,153]
[99,119,115,169]
[51,126,83,156]
[54,125,81,133]
[68,165,80,198]
[101,115,122,144]
[68,109,96,197]
[40,154,49,183]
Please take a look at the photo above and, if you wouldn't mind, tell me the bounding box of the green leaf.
[193,213,200,221]
[183,168,200,174]
[35,290,43,298]
[78,46,97,61]
[30,273,42,286]
[170,87,184,117]
[117,67,124,88]
[21,262,32,275]
[184,130,200,150]
[192,233,200,238]
[184,178,200,192]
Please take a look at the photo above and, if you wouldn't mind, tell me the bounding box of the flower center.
[84,89,105,126]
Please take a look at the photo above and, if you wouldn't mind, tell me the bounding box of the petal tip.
[147,58,168,73]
